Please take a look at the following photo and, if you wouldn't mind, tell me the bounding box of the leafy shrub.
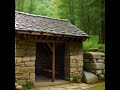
[83,35,105,53]
[23,81,34,89]
[71,76,81,83]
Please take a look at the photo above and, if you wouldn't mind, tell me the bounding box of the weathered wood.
[45,36,49,40]
[52,42,55,82]
[40,35,43,39]
[42,69,58,74]
[47,43,53,52]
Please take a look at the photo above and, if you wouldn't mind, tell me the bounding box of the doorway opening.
[35,42,65,84]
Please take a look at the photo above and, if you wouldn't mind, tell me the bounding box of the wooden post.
[52,42,55,82]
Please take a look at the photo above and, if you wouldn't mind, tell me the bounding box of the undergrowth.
[83,35,105,53]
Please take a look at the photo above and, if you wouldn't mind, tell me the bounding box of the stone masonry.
[15,34,84,84]
[64,41,83,81]
[15,35,36,85]
[83,52,105,80]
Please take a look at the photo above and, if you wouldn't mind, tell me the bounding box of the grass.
[84,85,105,90]
[83,35,105,53]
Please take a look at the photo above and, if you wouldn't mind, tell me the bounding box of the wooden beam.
[62,37,65,40]
[52,42,55,82]
[45,36,49,40]
[40,35,43,39]
[24,34,27,38]
[65,37,69,41]
[56,37,60,40]
[47,43,53,52]
[35,35,38,39]
[72,37,75,41]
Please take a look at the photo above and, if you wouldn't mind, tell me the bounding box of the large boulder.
[82,71,98,84]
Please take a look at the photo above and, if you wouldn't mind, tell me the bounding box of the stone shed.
[15,11,89,84]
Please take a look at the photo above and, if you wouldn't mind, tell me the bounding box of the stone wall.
[15,34,84,84]
[15,35,36,85]
[83,52,105,80]
[64,41,83,81]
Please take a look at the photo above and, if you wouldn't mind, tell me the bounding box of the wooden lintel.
[52,42,55,82]
[47,43,53,52]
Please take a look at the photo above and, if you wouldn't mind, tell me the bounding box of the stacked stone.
[15,36,36,85]
[64,42,84,81]
[15,83,22,90]
[83,52,105,80]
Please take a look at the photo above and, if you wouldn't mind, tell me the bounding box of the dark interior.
[35,42,64,81]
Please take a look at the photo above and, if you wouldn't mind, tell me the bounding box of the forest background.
[15,0,105,52]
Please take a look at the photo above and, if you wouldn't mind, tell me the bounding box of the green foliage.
[83,35,105,52]
[23,81,34,89]
[84,85,105,90]
[71,76,81,83]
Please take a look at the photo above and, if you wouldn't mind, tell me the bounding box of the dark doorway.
[35,42,65,83]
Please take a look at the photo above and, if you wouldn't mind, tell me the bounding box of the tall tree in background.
[15,0,105,44]
[100,0,105,44]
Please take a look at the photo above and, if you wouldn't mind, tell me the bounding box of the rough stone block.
[70,63,76,67]
[15,49,25,56]
[20,67,35,73]
[25,61,35,67]
[28,45,36,49]
[16,57,22,63]
[26,50,36,55]
[20,45,27,49]
[103,69,105,75]
[98,74,105,80]
[76,55,83,60]
[15,44,20,48]
[70,68,77,72]
[78,67,83,72]
[23,57,30,61]
[16,62,24,66]
[88,70,95,73]
[30,73,35,79]
[84,63,105,70]
[30,56,36,61]
[83,59,89,63]
[78,61,84,66]
[18,40,26,44]
[96,60,104,63]
[15,66,21,73]
[94,70,102,75]
[89,59,96,63]
[70,56,76,60]
[82,71,98,84]
[17,80,26,85]
[16,73,29,79]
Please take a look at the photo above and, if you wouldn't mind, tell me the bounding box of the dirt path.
[29,81,105,90]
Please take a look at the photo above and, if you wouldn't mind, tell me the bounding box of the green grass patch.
[84,85,105,90]
[83,35,105,53]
